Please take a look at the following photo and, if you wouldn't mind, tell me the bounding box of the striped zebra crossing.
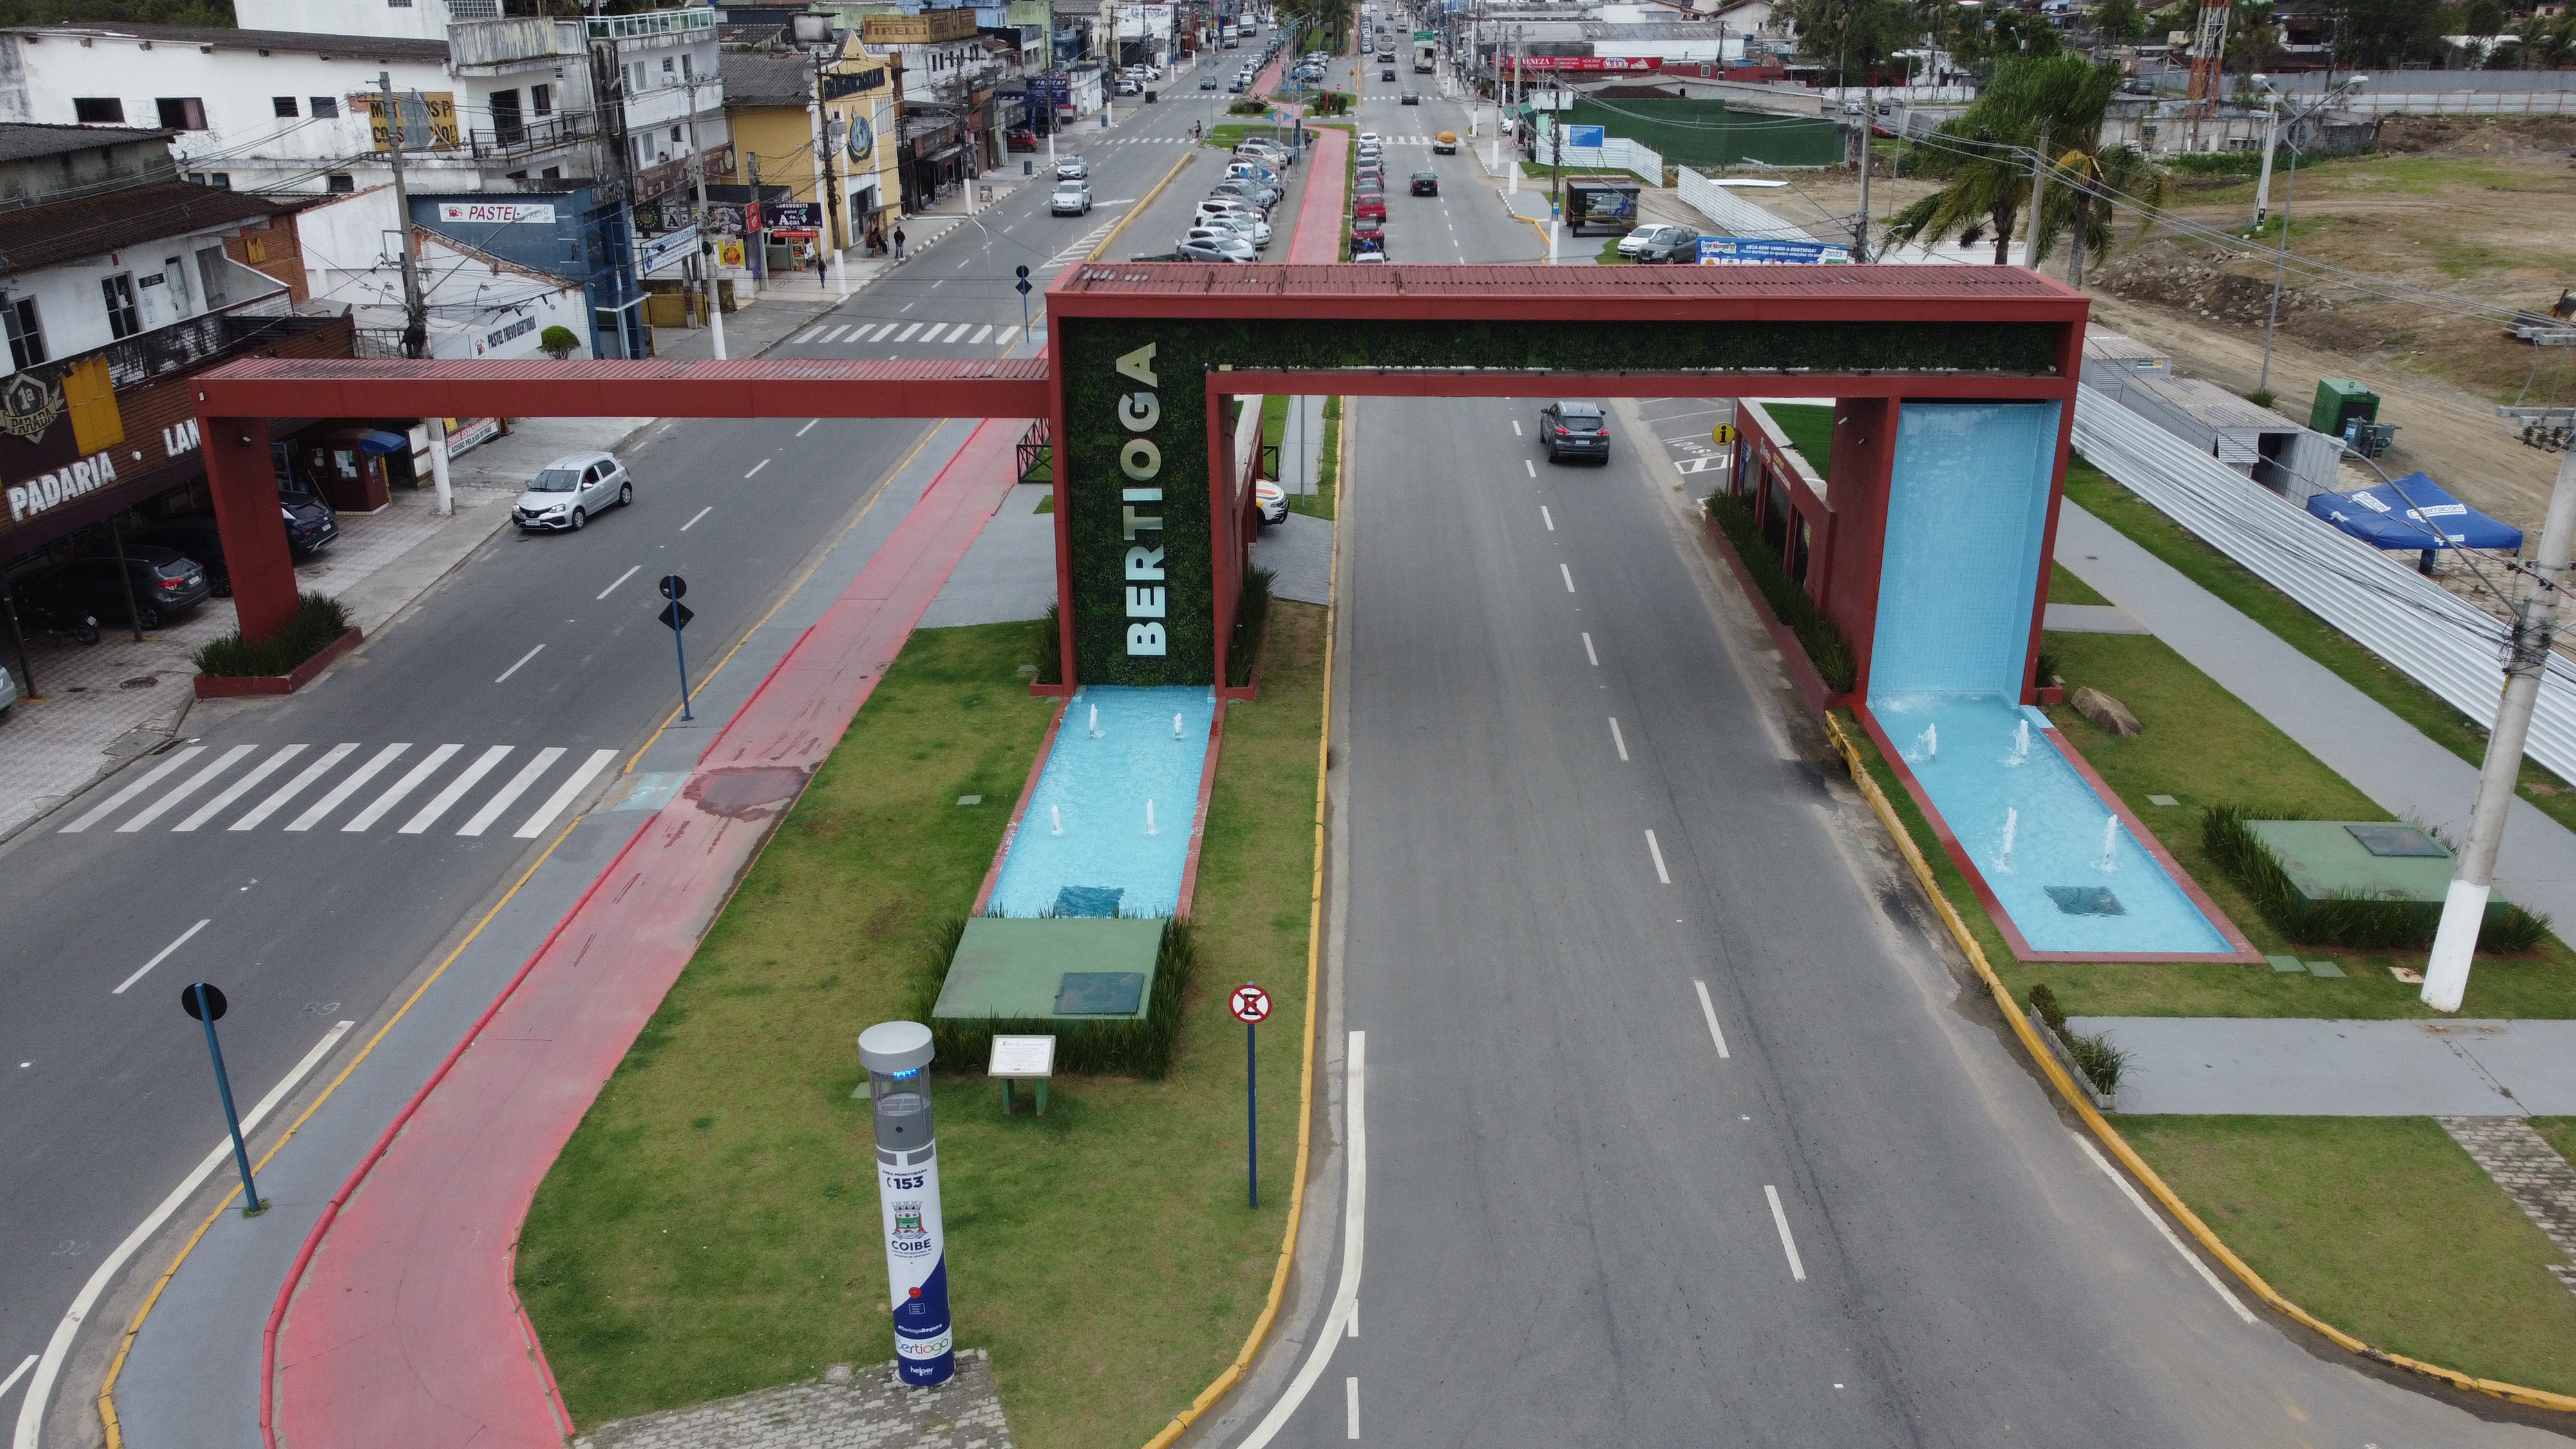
[784,320,1025,352]
[62,743,621,840]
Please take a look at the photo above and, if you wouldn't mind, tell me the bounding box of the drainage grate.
[2045,885,2126,916]
[118,676,158,690]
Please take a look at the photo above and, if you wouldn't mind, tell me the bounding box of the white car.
[513,450,633,532]
[1212,211,1273,247]
[1617,223,1692,260]
[1255,480,1288,524]
[1056,156,1089,180]
[1356,131,1382,147]
[1052,180,1093,215]
[1197,196,1261,225]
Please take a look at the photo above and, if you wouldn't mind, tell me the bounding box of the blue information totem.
[859,1021,954,1385]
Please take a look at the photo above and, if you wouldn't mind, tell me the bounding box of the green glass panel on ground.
[932,917,1166,1022]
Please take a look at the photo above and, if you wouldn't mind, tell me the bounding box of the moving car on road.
[1538,401,1611,463]
[1401,88,1420,104]
[1382,66,1396,80]
[1411,169,1439,195]
[1202,73,1219,88]
[1052,180,1093,215]
[514,451,634,533]
[1056,156,1090,179]
[1434,129,1457,153]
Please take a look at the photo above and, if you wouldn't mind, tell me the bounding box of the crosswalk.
[62,743,620,840]
[788,320,1025,350]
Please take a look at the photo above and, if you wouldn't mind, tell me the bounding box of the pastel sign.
[1116,342,1168,658]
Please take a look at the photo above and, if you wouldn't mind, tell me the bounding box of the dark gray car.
[1539,401,1611,463]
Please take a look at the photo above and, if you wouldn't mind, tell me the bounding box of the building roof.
[0,122,173,163]
[0,180,298,274]
[8,22,450,62]
[721,52,815,108]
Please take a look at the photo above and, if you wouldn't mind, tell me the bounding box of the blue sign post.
[860,1021,954,1386]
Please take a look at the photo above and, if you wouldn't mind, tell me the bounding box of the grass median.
[2122,1115,2576,1397]
[516,607,1329,1447]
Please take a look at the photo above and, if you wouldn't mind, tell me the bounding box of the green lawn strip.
[1756,401,1835,476]
[2530,1118,2576,1170]
[2047,561,2107,606]
[1593,234,1625,264]
[2123,1116,2576,1397]
[517,611,1328,1448]
[2062,460,2576,834]
[1289,396,1338,520]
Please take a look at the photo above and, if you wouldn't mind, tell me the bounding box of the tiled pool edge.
[969,694,1231,918]
[1855,705,2265,965]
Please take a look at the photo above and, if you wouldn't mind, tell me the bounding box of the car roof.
[540,451,612,471]
[1555,401,1602,413]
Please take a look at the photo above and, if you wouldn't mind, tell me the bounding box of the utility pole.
[685,77,726,359]
[379,71,451,515]
[2022,118,2050,269]
[1853,86,1873,260]
[2423,446,2576,1012]
[2247,86,2280,231]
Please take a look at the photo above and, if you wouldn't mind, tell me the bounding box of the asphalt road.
[0,86,1233,1431]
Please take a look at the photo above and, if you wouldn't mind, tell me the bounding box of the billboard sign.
[1502,55,1662,71]
[1698,236,1853,265]
[1565,124,1605,147]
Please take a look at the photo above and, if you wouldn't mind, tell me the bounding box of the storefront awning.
[355,430,412,454]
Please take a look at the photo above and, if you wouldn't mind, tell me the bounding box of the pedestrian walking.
[893,225,907,261]
[811,247,826,284]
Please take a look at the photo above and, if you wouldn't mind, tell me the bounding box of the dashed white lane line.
[343,744,461,833]
[1345,1378,1359,1439]
[1540,505,1553,531]
[597,565,641,600]
[2072,1133,2258,1323]
[119,745,255,833]
[1609,717,1628,761]
[1237,1032,1367,1448]
[232,743,356,831]
[680,506,713,531]
[114,918,209,995]
[1511,418,1522,435]
[173,743,307,833]
[494,643,544,685]
[1525,459,1536,477]
[1645,829,1671,884]
[1766,1185,1808,1282]
[1560,564,1575,592]
[1582,632,1598,666]
[12,1019,355,1449]
[60,747,204,833]
[797,418,820,437]
[1693,979,1731,1059]
[745,458,771,478]
[1347,1302,1358,1338]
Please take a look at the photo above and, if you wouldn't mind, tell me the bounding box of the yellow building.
[718,40,902,261]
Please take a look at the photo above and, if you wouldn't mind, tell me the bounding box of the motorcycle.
[12,593,100,647]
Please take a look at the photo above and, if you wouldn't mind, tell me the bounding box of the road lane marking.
[342,744,460,832]
[234,743,355,830]
[745,458,771,478]
[11,1018,354,1449]
[173,744,305,832]
[114,919,209,995]
[2072,1133,2257,1323]
[971,323,994,344]
[1560,564,1575,592]
[495,644,544,684]
[1239,1031,1366,1448]
[1765,1185,1807,1282]
[515,747,618,838]
[61,747,204,833]
[459,746,565,836]
[597,564,641,600]
[681,506,713,531]
[400,745,512,834]
[285,744,406,831]
[872,321,900,340]
[1347,1302,1358,1338]
[797,418,820,436]
[1540,505,1553,531]
[793,325,831,345]
[998,327,1021,348]
[1525,459,1535,477]
[1345,1378,1359,1439]
[896,321,925,341]
[1692,980,1731,1059]
[1609,717,1628,761]
[1582,632,1598,666]
[1,1357,35,1403]
[118,745,256,832]
[1645,829,1671,883]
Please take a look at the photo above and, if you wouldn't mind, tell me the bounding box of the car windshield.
[530,468,583,493]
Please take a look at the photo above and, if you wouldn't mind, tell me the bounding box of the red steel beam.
[1209,371,2076,401]
[191,358,1054,422]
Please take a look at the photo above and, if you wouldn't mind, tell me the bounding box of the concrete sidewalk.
[2055,500,2576,929]
[2066,1016,2576,1115]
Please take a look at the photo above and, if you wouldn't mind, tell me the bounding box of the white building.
[295,183,592,361]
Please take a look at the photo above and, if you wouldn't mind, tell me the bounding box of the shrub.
[192,592,350,677]
[2027,981,2068,1037]
[1026,600,1064,685]
[2062,1028,2132,1097]
[911,916,1200,1077]
[1229,97,1269,115]
[538,325,580,360]
[1702,490,1858,692]
[1226,565,1273,688]
[2202,804,2553,952]
[2035,649,2061,686]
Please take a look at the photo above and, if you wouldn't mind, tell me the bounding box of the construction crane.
[2184,0,2230,148]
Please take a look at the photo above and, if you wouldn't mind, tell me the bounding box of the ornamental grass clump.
[192,592,349,677]
[1702,490,1857,692]
[2027,981,2127,1098]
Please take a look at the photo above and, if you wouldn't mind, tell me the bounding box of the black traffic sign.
[180,981,227,1021]
[659,600,695,632]
[659,573,687,600]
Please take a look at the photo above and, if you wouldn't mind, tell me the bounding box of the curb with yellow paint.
[1139,403,1344,1449]
[1820,710,2576,1417]
[1092,146,1198,263]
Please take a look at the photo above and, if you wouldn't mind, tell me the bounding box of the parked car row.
[1616,222,1706,265]
[5,484,341,637]
[1175,137,1294,263]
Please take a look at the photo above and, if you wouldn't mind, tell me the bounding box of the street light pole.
[2255,76,2363,395]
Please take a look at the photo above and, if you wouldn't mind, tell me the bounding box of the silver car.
[1052,180,1093,215]
[513,450,634,532]
[1056,156,1089,180]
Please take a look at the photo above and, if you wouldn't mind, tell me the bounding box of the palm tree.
[2044,142,2170,286]
[1881,52,2121,265]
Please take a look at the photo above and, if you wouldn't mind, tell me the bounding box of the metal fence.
[1675,166,1825,242]
[1546,135,1663,187]
[2070,384,2576,782]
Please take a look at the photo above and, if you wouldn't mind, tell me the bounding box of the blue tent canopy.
[2305,471,2524,553]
